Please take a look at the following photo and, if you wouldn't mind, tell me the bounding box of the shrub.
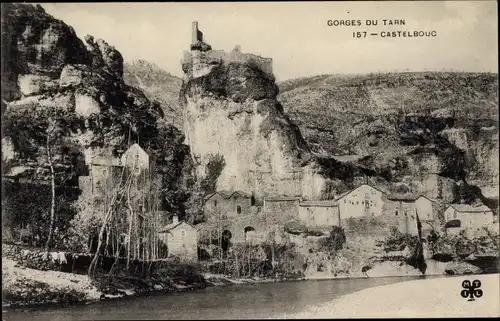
[284,220,307,235]
[384,227,419,252]
[319,226,346,256]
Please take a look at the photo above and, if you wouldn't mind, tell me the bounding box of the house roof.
[204,190,252,201]
[416,195,437,203]
[123,143,150,156]
[157,220,195,233]
[299,200,338,207]
[387,194,437,202]
[387,193,420,202]
[265,196,302,201]
[335,184,386,201]
[449,204,492,213]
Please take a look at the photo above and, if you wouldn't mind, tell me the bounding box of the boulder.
[74,93,100,117]
[444,261,482,275]
[18,74,57,96]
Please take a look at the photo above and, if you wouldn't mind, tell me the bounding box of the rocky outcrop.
[1,4,169,174]
[1,3,90,101]
[84,35,124,77]
[180,44,336,199]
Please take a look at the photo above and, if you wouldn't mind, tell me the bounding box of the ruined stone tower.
[191,21,203,44]
[190,21,211,52]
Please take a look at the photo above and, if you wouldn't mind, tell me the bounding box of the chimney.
[172,215,179,225]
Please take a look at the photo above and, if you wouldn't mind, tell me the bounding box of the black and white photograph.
[1,1,499,319]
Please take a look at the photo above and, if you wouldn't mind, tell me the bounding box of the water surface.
[4,275,441,320]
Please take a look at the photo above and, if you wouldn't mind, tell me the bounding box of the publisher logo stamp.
[461,280,483,301]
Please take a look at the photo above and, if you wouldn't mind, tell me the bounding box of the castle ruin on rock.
[180,22,333,201]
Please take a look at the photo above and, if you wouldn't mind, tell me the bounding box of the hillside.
[278,72,498,154]
[123,60,183,129]
[277,72,499,199]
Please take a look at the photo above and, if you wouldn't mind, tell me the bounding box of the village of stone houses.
[1,3,499,312]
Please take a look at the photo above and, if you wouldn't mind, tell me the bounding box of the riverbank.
[2,257,208,309]
[285,273,500,318]
[1,257,290,310]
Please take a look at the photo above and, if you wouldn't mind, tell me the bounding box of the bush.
[384,227,419,252]
[319,226,346,256]
[153,259,204,284]
[284,220,307,235]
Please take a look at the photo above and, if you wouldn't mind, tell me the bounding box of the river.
[4,275,442,320]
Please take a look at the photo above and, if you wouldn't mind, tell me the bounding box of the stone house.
[414,195,436,221]
[158,215,198,261]
[263,196,302,221]
[81,147,123,198]
[383,195,421,237]
[79,144,152,198]
[336,184,385,219]
[119,143,150,175]
[443,204,496,235]
[298,200,340,227]
[203,191,256,221]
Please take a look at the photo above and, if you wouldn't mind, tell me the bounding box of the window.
[237,205,242,214]
[180,230,186,238]
[344,199,346,203]
[214,200,217,207]
[102,169,107,176]
[395,210,399,216]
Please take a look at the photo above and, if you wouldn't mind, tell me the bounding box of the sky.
[39,1,498,81]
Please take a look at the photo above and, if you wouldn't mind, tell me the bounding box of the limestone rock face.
[1,4,166,183]
[1,3,90,91]
[84,35,124,77]
[180,48,331,199]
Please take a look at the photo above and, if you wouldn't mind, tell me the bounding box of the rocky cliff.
[1,4,193,239]
[278,73,499,202]
[180,46,334,199]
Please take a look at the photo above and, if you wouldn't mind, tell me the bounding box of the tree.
[2,104,85,251]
